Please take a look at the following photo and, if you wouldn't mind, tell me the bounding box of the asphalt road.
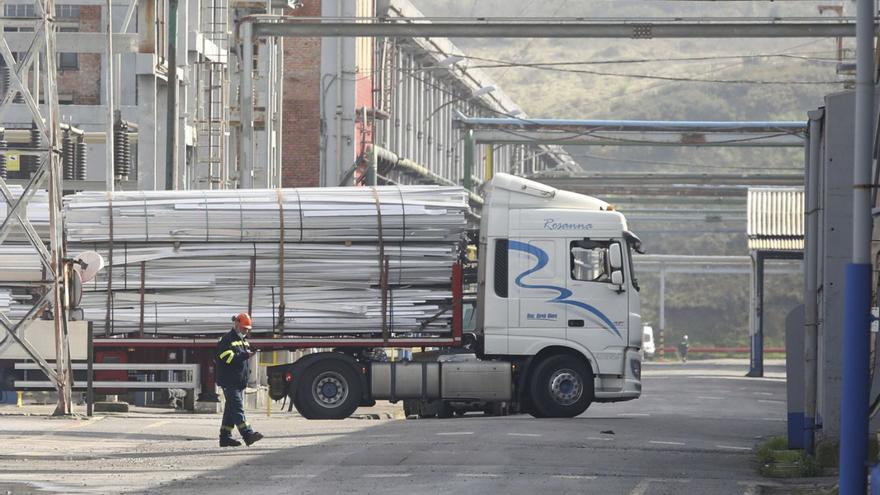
[0,360,796,494]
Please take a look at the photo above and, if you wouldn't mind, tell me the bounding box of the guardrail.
[14,362,201,410]
[656,346,785,354]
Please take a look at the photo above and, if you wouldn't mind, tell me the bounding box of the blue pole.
[839,263,871,494]
[871,463,880,495]
[840,0,875,492]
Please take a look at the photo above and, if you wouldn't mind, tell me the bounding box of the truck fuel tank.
[441,361,512,401]
[370,360,512,402]
[371,362,441,400]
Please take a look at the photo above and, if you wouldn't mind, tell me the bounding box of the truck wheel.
[437,401,453,419]
[528,355,594,418]
[295,360,362,420]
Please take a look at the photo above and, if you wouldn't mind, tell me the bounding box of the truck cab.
[477,173,642,415]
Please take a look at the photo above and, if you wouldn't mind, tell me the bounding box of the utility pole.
[838,0,875,492]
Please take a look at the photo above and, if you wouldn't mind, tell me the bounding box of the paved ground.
[0,359,826,494]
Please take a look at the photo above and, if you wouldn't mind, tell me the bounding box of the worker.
[216,312,263,447]
[678,335,690,363]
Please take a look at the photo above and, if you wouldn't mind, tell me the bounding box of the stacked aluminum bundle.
[64,186,468,336]
[0,186,50,242]
[0,247,43,282]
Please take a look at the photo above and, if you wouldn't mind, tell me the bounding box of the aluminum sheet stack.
[64,186,468,337]
[0,186,50,242]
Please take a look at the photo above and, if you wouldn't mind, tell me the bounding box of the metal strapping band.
[371,187,388,340]
[138,261,146,337]
[248,245,256,317]
[395,185,405,285]
[203,191,210,242]
[276,190,285,333]
[293,188,304,242]
[103,194,113,336]
[123,242,128,290]
[143,196,150,242]
[238,195,244,243]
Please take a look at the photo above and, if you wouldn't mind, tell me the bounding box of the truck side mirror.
[611,270,624,286]
[609,243,623,270]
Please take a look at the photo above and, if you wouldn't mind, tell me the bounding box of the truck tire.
[403,399,418,418]
[528,355,594,418]
[295,359,362,420]
[437,401,453,419]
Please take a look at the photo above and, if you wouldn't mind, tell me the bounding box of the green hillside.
[413,0,837,348]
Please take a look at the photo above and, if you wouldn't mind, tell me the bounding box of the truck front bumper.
[594,349,642,402]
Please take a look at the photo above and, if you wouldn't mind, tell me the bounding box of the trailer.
[266,173,644,419]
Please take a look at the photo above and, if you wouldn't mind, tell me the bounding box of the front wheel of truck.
[295,359,362,419]
[528,354,594,418]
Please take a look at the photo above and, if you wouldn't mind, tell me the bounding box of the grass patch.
[757,436,822,478]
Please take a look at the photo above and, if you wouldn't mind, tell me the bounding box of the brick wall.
[280,0,321,187]
[57,5,101,105]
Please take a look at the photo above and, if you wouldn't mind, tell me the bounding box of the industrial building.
[0,0,573,192]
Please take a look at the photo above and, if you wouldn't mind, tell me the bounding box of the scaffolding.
[0,0,71,414]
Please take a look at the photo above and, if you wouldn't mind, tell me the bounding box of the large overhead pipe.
[838,0,875,492]
[251,19,864,39]
[369,144,483,206]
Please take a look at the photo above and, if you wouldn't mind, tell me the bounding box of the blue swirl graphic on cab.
[508,240,622,338]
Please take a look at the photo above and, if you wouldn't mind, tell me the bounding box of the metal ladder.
[192,0,229,189]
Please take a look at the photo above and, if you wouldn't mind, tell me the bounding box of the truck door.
[565,238,629,374]
[508,238,567,350]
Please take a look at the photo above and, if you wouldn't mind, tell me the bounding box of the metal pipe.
[839,0,875,491]
[803,109,823,454]
[457,116,808,132]
[366,142,377,186]
[536,173,804,186]
[748,253,765,377]
[485,144,493,181]
[240,21,254,188]
[370,144,482,205]
[105,0,115,192]
[163,0,178,190]
[463,129,473,191]
[251,20,864,39]
[659,268,666,360]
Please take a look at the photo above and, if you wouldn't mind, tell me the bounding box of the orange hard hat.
[234,312,253,329]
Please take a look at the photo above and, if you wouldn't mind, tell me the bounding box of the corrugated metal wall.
[747,187,805,251]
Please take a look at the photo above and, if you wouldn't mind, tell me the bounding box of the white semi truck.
[268,173,644,419]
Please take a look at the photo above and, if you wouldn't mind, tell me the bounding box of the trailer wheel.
[437,401,453,419]
[528,354,594,418]
[295,359,362,420]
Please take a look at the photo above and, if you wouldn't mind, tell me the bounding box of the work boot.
[219,436,242,448]
[243,431,264,446]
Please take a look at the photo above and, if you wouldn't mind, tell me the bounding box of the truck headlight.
[630,359,641,380]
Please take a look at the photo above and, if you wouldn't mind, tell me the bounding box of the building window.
[58,27,78,70]
[56,5,80,19]
[4,4,35,18]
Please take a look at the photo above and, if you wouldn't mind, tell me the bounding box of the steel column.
[747,252,765,377]
[804,109,823,454]
[839,0,876,490]
[239,20,254,188]
[164,0,178,190]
